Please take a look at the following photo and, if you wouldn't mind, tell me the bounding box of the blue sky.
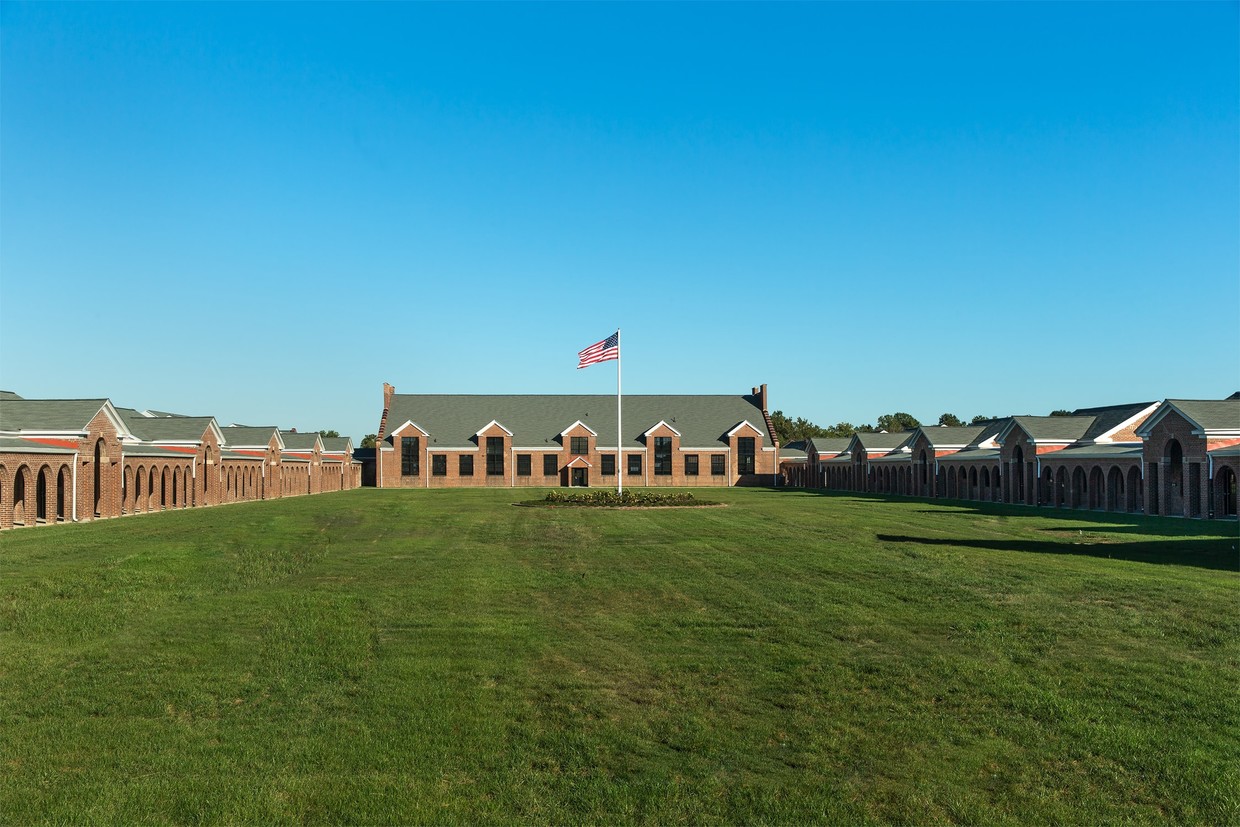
[2,2,1236,440]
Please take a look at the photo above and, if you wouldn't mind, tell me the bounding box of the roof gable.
[643,420,682,438]
[1135,399,1240,438]
[559,420,597,437]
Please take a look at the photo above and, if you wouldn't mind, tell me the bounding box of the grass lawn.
[1,487,1237,825]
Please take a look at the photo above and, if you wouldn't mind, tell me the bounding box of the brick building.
[374,383,781,489]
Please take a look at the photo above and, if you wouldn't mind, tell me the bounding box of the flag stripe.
[577,332,619,369]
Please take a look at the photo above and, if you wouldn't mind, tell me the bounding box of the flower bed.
[530,490,722,508]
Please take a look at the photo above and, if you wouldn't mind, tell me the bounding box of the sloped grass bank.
[1,488,1236,824]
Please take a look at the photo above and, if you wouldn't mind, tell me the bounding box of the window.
[654,437,672,476]
[627,454,642,476]
[459,455,474,476]
[570,436,589,455]
[517,454,531,476]
[401,437,420,476]
[685,455,699,476]
[432,455,447,476]
[738,437,755,475]
[711,455,725,476]
[543,455,558,476]
[601,455,616,476]
[486,437,504,476]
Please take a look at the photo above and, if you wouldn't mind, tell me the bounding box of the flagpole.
[616,328,623,495]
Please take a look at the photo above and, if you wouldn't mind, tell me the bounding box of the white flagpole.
[616,328,623,495]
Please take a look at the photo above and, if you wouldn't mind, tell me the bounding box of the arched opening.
[1012,445,1026,503]
[1165,439,1184,516]
[148,468,156,511]
[36,466,49,522]
[1089,467,1105,509]
[1040,466,1053,505]
[981,467,991,501]
[1055,467,1067,508]
[1072,467,1087,509]
[992,466,1002,502]
[56,466,67,521]
[172,468,179,508]
[1217,466,1237,518]
[958,467,967,499]
[160,468,168,509]
[13,466,29,525]
[1107,467,1125,511]
[93,438,105,517]
[122,466,130,514]
[968,467,978,500]
[919,450,929,496]
[1127,466,1142,513]
[135,466,145,512]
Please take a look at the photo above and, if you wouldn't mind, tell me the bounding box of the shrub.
[541,490,714,507]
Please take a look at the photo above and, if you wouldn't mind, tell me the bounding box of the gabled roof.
[779,440,808,460]
[475,420,514,437]
[118,408,222,445]
[383,393,773,450]
[320,436,353,453]
[805,436,851,456]
[0,398,130,436]
[219,425,283,450]
[0,390,23,400]
[1070,401,1159,442]
[559,420,597,437]
[1135,399,1240,438]
[999,415,1095,444]
[911,425,986,449]
[643,420,681,438]
[0,436,77,455]
[848,431,914,455]
[279,431,323,451]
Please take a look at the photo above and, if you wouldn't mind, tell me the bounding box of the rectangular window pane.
[459,455,474,476]
[543,454,557,476]
[685,455,699,476]
[401,437,420,476]
[570,436,588,455]
[627,454,642,476]
[486,437,505,476]
[654,437,672,476]
[711,455,725,476]
[601,455,615,476]
[517,454,531,476]
[739,437,755,475]
[432,455,447,476]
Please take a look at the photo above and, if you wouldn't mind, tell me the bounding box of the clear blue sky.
[2,2,1237,440]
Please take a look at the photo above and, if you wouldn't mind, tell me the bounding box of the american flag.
[577,332,619,369]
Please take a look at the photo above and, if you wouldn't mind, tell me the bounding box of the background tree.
[360,434,377,449]
[319,429,341,439]
[1048,409,1073,417]
[969,414,996,425]
[937,413,964,427]
[875,412,920,433]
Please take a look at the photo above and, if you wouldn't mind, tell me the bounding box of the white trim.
[475,420,513,437]
[559,420,598,437]
[389,420,430,437]
[642,420,681,438]
[726,420,763,437]
[677,447,729,452]
[566,456,593,468]
[1094,402,1161,444]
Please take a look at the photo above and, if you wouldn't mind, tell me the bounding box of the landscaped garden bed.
[521,489,724,508]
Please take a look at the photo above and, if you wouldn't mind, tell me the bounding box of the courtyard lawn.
[1,488,1236,825]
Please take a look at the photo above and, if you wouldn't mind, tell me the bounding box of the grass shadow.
[876,533,1240,572]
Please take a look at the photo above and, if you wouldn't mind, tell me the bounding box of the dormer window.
[570,436,589,455]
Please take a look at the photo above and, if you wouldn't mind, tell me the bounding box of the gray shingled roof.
[1037,445,1143,461]
[0,398,111,432]
[916,425,986,448]
[1166,399,1240,432]
[779,440,807,460]
[384,394,773,450]
[280,431,321,451]
[117,408,214,442]
[806,436,851,455]
[1008,415,1095,443]
[0,436,77,455]
[942,448,1000,463]
[123,445,199,459]
[0,391,23,400]
[320,436,352,453]
[1208,443,1240,457]
[219,425,279,448]
[1071,402,1157,441]
[853,432,914,453]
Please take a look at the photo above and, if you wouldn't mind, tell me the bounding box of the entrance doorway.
[571,467,588,488]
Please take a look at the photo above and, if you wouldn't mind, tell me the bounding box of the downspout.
[191,454,197,505]
[71,451,79,521]
[510,446,515,488]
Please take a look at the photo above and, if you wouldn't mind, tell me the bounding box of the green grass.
[1,488,1237,825]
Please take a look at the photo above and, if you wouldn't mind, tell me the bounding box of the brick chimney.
[377,382,395,440]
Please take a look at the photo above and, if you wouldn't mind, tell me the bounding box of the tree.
[937,413,964,427]
[875,412,920,433]
[360,434,377,449]
[1048,409,1073,417]
[969,414,996,425]
[319,429,341,439]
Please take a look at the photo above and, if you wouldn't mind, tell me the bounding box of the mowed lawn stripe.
[1,488,1236,824]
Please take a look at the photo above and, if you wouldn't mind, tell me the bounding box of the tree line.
[769,410,1004,444]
